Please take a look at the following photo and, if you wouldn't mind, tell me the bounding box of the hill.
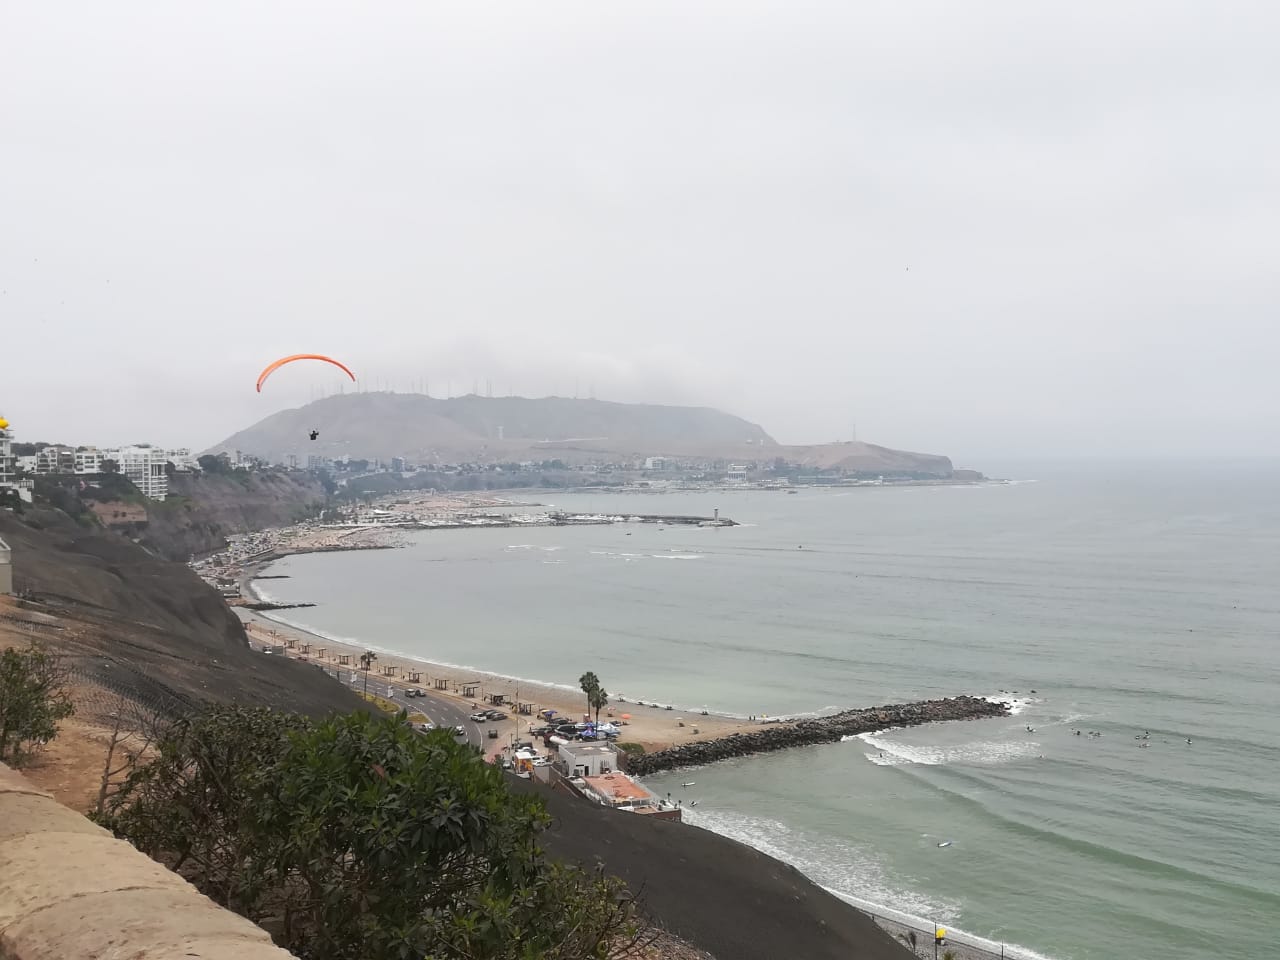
[36,468,330,562]
[209,393,959,476]
[0,506,359,718]
[210,393,777,464]
[784,440,955,476]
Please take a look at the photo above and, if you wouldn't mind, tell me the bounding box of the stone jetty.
[625,695,1011,777]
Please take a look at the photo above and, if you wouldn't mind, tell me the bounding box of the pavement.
[242,627,524,756]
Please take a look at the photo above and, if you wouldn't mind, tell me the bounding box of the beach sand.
[239,607,768,753]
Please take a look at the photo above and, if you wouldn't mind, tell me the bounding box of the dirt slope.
[0,507,359,717]
[510,778,911,960]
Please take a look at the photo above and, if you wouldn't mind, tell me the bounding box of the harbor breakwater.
[625,696,1010,776]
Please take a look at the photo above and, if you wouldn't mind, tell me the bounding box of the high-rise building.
[0,425,14,489]
[109,444,169,501]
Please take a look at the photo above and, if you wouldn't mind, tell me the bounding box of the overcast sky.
[3,1,1277,462]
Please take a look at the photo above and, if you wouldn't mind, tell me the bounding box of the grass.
[357,691,402,715]
[615,742,645,755]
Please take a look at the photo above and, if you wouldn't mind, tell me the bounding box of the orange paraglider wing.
[256,354,357,392]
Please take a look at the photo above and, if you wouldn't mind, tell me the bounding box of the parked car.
[453,726,466,736]
[530,757,551,767]
[485,711,508,721]
[470,712,489,722]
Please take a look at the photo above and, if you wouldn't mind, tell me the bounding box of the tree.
[590,686,609,725]
[359,650,378,699]
[97,706,648,960]
[0,641,74,767]
[579,671,600,720]
[93,692,174,817]
[100,458,119,475]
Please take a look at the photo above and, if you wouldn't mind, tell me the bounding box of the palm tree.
[589,686,609,724]
[359,650,378,698]
[578,671,600,719]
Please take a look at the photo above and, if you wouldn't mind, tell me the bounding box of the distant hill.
[783,440,954,476]
[209,393,779,464]
[208,393,960,477]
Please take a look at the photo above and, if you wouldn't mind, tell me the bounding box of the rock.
[628,696,1011,777]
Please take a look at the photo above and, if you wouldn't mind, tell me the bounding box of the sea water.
[258,461,1280,960]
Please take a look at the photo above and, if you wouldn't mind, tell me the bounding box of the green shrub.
[97,707,641,959]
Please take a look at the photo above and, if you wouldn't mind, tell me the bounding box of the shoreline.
[241,567,772,753]
[233,534,1038,957]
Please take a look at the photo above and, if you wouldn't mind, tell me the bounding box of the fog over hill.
[209,393,958,476]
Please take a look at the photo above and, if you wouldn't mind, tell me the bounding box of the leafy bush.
[97,706,643,959]
[0,641,74,766]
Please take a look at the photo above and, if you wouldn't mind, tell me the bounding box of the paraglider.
[309,430,319,441]
[255,354,356,393]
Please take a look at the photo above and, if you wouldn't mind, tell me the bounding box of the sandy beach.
[238,600,769,753]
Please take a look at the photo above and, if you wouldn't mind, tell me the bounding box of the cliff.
[0,507,360,718]
[142,470,328,561]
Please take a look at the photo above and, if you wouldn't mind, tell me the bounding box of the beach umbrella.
[620,713,631,720]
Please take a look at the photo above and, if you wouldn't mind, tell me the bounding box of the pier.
[624,696,1010,776]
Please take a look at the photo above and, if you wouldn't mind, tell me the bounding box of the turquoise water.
[258,465,1280,959]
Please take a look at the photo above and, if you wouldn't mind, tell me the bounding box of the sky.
[2,1,1277,463]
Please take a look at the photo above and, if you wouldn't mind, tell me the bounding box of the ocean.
[254,462,1280,960]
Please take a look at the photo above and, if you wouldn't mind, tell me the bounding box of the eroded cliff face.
[141,470,328,561]
[0,507,361,718]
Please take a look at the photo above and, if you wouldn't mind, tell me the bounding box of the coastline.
[232,531,1040,959]
[241,568,771,753]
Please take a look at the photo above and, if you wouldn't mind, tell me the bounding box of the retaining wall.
[0,761,297,960]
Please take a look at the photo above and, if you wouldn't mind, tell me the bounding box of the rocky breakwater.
[626,696,1010,776]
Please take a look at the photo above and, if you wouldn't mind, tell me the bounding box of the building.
[557,742,619,779]
[578,772,679,819]
[164,448,198,472]
[33,445,76,475]
[109,444,169,501]
[643,457,670,471]
[0,536,11,595]
[726,464,749,481]
[75,447,103,474]
[0,425,14,488]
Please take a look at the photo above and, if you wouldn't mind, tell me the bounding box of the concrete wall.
[0,761,298,959]
[0,537,11,596]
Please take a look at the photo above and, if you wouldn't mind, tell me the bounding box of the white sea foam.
[681,808,958,926]
[677,807,1057,960]
[651,553,704,560]
[985,694,1036,716]
[854,731,1041,767]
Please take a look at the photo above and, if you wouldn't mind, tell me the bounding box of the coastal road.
[238,613,524,754]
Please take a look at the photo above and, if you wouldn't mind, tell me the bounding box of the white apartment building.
[109,444,169,501]
[75,448,103,474]
[0,426,14,488]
